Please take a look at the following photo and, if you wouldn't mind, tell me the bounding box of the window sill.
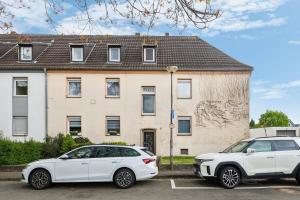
[105,96,120,98]
[12,134,28,137]
[141,113,156,116]
[66,96,82,98]
[177,97,192,99]
[177,134,192,136]
[105,134,121,136]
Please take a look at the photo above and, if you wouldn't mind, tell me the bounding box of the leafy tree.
[258,110,289,128]
[249,119,256,129]
[0,0,221,33]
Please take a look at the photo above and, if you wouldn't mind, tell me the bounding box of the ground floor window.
[12,116,28,136]
[178,116,191,135]
[68,116,81,136]
[106,116,120,136]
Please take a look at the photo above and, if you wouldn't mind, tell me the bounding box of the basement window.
[180,149,189,155]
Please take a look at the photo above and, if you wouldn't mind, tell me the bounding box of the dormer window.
[71,45,83,62]
[143,46,156,63]
[20,45,32,61]
[108,46,121,62]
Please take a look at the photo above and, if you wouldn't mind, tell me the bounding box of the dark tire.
[296,170,300,184]
[218,166,240,189]
[29,169,51,190]
[113,168,135,189]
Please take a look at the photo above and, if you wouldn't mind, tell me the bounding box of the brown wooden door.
[143,130,155,154]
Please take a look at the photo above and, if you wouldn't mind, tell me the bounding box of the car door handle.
[266,156,274,159]
[112,161,121,163]
[81,162,88,165]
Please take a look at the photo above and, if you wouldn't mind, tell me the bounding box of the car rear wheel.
[29,169,51,190]
[219,166,240,189]
[114,168,135,189]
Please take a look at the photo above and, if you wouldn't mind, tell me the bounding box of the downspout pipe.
[44,68,48,139]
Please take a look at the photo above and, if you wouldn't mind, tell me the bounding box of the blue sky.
[3,0,300,123]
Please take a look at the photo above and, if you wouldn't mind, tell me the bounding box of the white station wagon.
[22,145,158,189]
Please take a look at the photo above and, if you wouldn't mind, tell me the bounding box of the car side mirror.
[246,148,256,154]
[59,154,69,160]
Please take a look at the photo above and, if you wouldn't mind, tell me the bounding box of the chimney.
[135,33,140,36]
[165,33,169,36]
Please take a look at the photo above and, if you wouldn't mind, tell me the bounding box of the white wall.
[0,72,45,142]
[250,127,300,138]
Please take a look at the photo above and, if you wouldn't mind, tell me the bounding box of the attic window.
[19,45,32,61]
[143,46,156,63]
[108,46,121,62]
[71,45,84,62]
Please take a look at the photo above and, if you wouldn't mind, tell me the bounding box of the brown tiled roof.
[0,34,253,71]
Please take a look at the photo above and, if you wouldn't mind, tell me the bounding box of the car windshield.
[222,141,250,153]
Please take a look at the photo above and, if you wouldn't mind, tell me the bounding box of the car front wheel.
[29,169,51,190]
[114,168,135,189]
[219,166,240,189]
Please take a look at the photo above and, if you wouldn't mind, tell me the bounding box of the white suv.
[22,145,158,189]
[194,137,300,189]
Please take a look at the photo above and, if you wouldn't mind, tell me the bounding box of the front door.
[143,130,155,154]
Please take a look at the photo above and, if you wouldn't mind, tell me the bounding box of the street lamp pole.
[166,66,178,171]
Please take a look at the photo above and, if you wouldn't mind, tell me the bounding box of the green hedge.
[0,140,44,165]
[0,134,127,166]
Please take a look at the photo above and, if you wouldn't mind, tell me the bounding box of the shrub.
[100,141,127,146]
[0,139,43,165]
[74,137,92,144]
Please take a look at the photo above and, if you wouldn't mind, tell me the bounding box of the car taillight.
[143,158,155,164]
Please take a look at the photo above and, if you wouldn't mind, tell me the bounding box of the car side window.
[273,140,299,151]
[248,141,272,152]
[94,146,122,158]
[120,147,141,157]
[67,147,94,159]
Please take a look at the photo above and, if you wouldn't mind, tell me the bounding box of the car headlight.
[196,159,214,164]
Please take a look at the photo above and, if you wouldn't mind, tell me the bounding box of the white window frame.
[108,47,121,62]
[20,46,32,61]
[67,116,82,136]
[106,78,120,98]
[143,47,156,63]
[177,79,192,99]
[106,116,121,136]
[71,46,84,62]
[12,116,28,136]
[178,116,192,136]
[67,78,81,97]
[14,78,28,96]
[142,86,156,115]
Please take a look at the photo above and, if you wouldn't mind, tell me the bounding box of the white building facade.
[0,71,46,142]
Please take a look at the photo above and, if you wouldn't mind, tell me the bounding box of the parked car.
[193,137,300,189]
[22,145,158,189]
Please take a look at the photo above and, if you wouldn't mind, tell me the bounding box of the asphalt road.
[0,179,300,200]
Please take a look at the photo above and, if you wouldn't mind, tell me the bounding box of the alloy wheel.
[30,169,51,190]
[115,169,135,189]
[220,167,240,189]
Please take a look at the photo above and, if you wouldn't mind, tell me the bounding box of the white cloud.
[201,0,288,35]
[288,40,300,45]
[252,80,300,100]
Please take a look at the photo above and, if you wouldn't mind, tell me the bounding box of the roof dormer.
[19,44,33,61]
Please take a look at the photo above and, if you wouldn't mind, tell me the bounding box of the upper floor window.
[142,86,155,115]
[71,46,83,62]
[14,78,28,96]
[20,46,32,61]
[143,47,156,63]
[67,78,81,97]
[108,46,121,62]
[177,79,192,99]
[106,78,120,97]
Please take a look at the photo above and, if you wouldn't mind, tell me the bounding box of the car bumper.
[21,169,29,183]
[137,166,158,181]
[193,163,216,179]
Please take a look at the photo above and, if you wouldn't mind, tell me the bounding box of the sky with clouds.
[2,0,300,123]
